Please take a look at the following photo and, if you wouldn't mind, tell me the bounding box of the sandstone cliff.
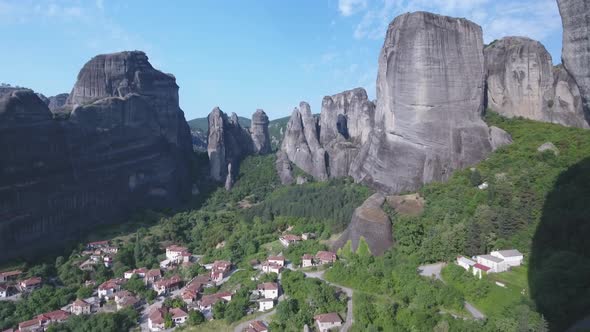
[558,0,590,120]
[207,107,271,189]
[47,93,69,112]
[485,37,588,128]
[0,51,193,262]
[279,12,511,193]
[333,193,393,256]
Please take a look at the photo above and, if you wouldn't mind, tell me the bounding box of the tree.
[356,237,372,257]
[164,312,173,328]
[470,169,482,186]
[76,287,93,300]
[225,301,245,323]
[189,310,205,326]
[213,301,226,319]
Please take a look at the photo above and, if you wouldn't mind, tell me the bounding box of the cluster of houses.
[8,309,70,332]
[456,249,524,279]
[0,270,44,299]
[79,240,119,270]
[278,232,315,248]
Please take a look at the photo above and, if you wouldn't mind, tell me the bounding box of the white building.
[257,282,279,300]
[476,255,508,273]
[456,256,476,271]
[314,313,343,332]
[302,254,314,268]
[491,249,524,267]
[267,256,285,267]
[258,298,274,311]
[170,308,188,325]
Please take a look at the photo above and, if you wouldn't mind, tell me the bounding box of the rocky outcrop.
[558,0,590,117]
[279,12,511,193]
[47,93,69,112]
[207,108,271,188]
[333,193,393,256]
[484,37,588,128]
[0,51,193,262]
[275,150,294,185]
[251,109,271,154]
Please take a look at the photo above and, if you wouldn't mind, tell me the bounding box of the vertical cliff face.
[207,108,271,188]
[557,0,590,117]
[0,51,193,262]
[484,37,588,128]
[278,12,510,193]
[349,12,507,193]
[47,93,69,112]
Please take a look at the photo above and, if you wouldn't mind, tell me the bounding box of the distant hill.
[187,114,291,151]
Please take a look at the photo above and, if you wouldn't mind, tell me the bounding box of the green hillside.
[324,112,590,331]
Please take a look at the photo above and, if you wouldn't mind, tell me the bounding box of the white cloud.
[338,0,368,16]
[348,0,562,47]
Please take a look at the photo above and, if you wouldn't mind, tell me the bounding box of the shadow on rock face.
[529,157,590,331]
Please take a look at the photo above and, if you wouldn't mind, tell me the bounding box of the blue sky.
[0,0,564,120]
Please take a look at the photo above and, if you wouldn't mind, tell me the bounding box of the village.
[0,233,346,332]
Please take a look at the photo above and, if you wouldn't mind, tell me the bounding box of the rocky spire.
[250,109,271,154]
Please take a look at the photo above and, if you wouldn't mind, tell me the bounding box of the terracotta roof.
[314,312,342,323]
[199,294,222,307]
[19,318,40,328]
[149,307,166,325]
[280,234,301,241]
[473,263,491,271]
[98,278,124,290]
[154,275,182,289]
[146,269,161,278]
[72,299,90,307]
[39,310,70,321]
[166,245,188,252]
[257,282,278,291]
[249,320,268,332]
[267,256,285,262]
[20,277,42,286]
[118,295,140,307]
[193,275,211,283]
[316,251,337,261]
[302,254,314,260]
[170,307,188,319]
[0,270,22,278]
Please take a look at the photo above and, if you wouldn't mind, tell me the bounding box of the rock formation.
[333,193,393,256]
[251,109,271,154]
[279,12,511,193]
[557,0,590,117]
[207,108,271,188]
[47,93,69,112]
[0,51,193,262]
[485,37,588,128]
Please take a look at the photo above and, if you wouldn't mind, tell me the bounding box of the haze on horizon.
[0,0,564,120]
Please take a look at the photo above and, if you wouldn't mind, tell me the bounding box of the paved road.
[464,301,485,320]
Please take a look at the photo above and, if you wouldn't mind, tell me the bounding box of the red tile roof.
[314,312,342,323]
[249,320,268,332]
[166,245,188,252]
[0,270,22,278]
[473,263,491,272]
[170,307,188,319]
[72,299,90,307]
[20,277,42,286]
[302,254,314,260]
[146,269,161,278]
[267,256,285,262]
[257,282,278,291]
[39,309,70,321]
[19,318,40,329]
[149,307,166,325]
[87,240,109,246]
[316,251,337,261]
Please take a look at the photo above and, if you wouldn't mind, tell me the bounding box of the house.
[301,233,316,240]
[315,251,337,265]
[247,320,268,332]
[476,255,508,273]
[0,284,12,298]
[456,256,476,271]
[166,245,191,263]
[0,270,22,283]
[18,318,43,332]
[19,277,42,292]
[491,249,524,267]
[182,288,199,304]
[279,234,301,247]
[102,246,119,254]
[472,263,491,279]
[70,299,92,315]
[148,307,167,331]
[86,240,109,250]
[210,260,232,283]
[197,292,233,312]
[103,255,114,268]
[301,254,314,268]
[170,308,188,325]
[79,259,97,271]
[261,261,282,274]
[258,298,274,311]
[314,313,343,332]
[98,278,125,299]
[159,259,172,269]
[257,282,279,300]
[145,269,162,285]
[116,294,141,311]
[267,256,285,267]
[153,275,183,295]
[124,268,148,279]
